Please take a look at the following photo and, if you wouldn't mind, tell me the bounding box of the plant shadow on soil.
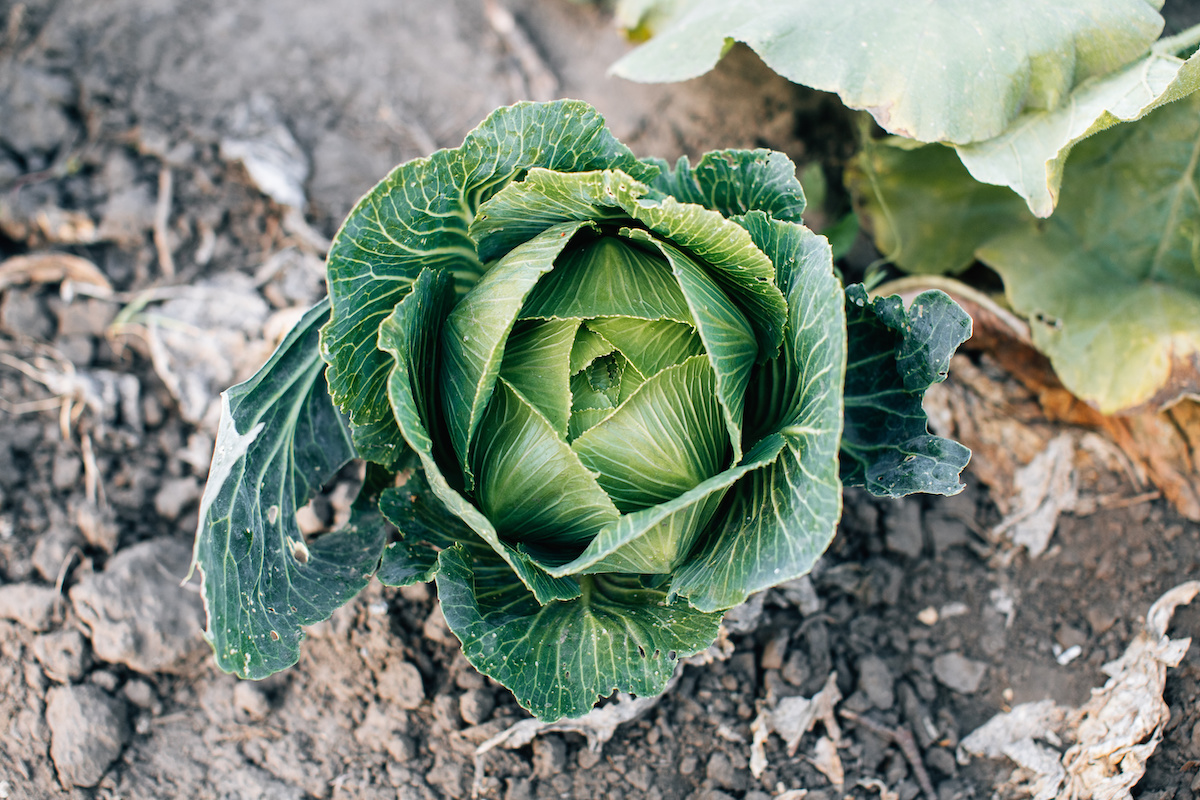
[0,1,1198,798]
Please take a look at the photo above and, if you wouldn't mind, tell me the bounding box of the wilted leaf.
[980,92,1200,414]
[191,299,388,679]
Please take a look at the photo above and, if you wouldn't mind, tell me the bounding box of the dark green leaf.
[646,148,806,223]
[841,284,971,497]
[436,545,723,721]
[376,468,491,587]
[193,299,386,679]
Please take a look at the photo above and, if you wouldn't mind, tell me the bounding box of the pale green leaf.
[441,221,590,488]
[473,379,621,549]
[977,94,1200,412]
[519,233,695,324]
[476,166,787,358]
[611,0,1164,144]
[957,32,1200,217]
[499,319,579,437]
[625,228,757,460]
[572,355,729,513]
[437,545,723,721]
[379,269,580,603]
[844,137,1033,275]
[547,434,785,577]
[570,324,616,372]
[193,299,387,678]
[585,317,705,377]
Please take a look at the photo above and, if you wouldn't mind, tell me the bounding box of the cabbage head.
[193,100,970,721]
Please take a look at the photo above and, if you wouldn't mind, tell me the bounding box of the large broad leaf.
[322,101,658,439]
[611,0,1163,145]
[845,137,1034,276]
[191,299,388,679]
[978,93,1200,413]
[956,30,1200,217]
[670,213,843,612]
[840,285,972,497]
[436,545,723,721]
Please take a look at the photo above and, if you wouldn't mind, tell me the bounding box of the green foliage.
[849,92,1200,414]
[195,101,970,721]
[611,0,1164,147]
[612,2,1200,218]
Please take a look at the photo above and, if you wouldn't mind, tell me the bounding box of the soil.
[1,1,1198,799]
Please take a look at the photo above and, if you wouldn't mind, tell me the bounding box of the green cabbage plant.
[192,100,971,721]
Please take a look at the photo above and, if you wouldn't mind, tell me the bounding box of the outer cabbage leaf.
[191,299,388,679]
[957,30,1200,217]
[378,466,723,721]
[840,285,972,497]
[670,214,843,612]
[611,0,1163,145]
[321,101,658,441]
[437,546,723,721]
[644,148,807,224]
[979,93,1200,413]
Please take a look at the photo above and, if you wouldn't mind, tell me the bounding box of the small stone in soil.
[31,517,84,583]
[33,628,92,683]
[884,501,924,559]
[926,747,957,777]
[705,750,745,791]
[932,652,987,695]
[234,682,271,721]
[70,537,205,673]
[532,735,567,780]
[376,660,424,710]
[857,653,895,710]
[153,476,202,520]
[459,687,494,725]
[46,683,130,788]
[0,583,60,632]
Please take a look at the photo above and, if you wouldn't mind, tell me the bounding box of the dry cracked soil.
[1,1,1199,799]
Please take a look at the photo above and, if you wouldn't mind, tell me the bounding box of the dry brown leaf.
[959,582,1200,800]
[749,671,842,778]
[0,252,112,295]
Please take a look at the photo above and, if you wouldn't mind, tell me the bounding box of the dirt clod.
[69,537,204,673]
[932,652,987,695]
[0,582,60,632]
[46,683,130,788]
[33,628,92,683]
